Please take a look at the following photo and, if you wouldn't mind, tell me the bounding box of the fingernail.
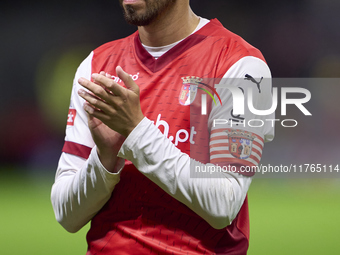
[78,89,85,95]
[92,73,98,79]
[84,104,94,114]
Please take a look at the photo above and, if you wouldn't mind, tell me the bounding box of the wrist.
[122,114,145,137]
[96,148,119,173]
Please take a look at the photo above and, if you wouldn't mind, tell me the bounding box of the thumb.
[116,66,139,94]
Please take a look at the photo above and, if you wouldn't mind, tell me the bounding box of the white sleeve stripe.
[209,139,229,145]
[210,146,229,152]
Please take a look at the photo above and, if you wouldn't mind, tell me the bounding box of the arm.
[51,53,124,233]
[118,117,251,229]
[119,57,273,229]
[51,149,123,233]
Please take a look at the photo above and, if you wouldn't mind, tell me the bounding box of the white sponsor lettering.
[111,72,139,83]
[152,114,197,146]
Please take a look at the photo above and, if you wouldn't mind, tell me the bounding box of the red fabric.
[62,141,92,159]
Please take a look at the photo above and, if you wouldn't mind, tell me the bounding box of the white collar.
[142,17,210,59]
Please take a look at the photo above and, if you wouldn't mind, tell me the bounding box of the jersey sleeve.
[117,56,273,229]
[118,117,251,229]
[51,52,124,233]
[62,52,95,157]
[209,56,274,175]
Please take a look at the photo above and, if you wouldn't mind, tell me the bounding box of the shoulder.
[93,32,137,57]
[90,32,137,71]
[198,19,265,63]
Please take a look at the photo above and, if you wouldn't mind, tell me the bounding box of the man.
[51,0,274,254]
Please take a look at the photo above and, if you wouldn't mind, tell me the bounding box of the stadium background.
[1,0,339,254]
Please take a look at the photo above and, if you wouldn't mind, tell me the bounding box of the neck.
[138,4,199,47]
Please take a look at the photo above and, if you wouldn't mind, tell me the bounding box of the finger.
[98,71,111,78]
[83,102,111,122]
[91,73,126,96]
[97,72,115,95]
[83,102,96,115]
[116,66,139,94]
[78,77,110,102]
[78,89,112,113]
[93,72,105,86]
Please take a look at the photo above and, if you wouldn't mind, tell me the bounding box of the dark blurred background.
[1,0,340,171]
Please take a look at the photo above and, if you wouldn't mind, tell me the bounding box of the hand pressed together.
[78,66,144,137]
[77,66,144,172]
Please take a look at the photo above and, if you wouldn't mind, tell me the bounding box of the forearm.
[51,147,123,233]
[118,117,251,229]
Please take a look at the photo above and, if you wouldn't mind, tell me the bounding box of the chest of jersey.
[91,36,227,162]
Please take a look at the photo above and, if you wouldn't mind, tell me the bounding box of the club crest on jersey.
[226,130,256,159]
[179,76,203,105]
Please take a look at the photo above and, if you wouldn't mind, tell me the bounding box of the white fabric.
[51,147,123,232]
[142,17,210,59]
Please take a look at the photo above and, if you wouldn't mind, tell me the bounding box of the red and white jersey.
[53,18,274,255]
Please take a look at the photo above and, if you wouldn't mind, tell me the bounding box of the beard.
[119,0,176,26]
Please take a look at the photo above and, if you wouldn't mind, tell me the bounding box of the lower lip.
[123,0,142,3]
